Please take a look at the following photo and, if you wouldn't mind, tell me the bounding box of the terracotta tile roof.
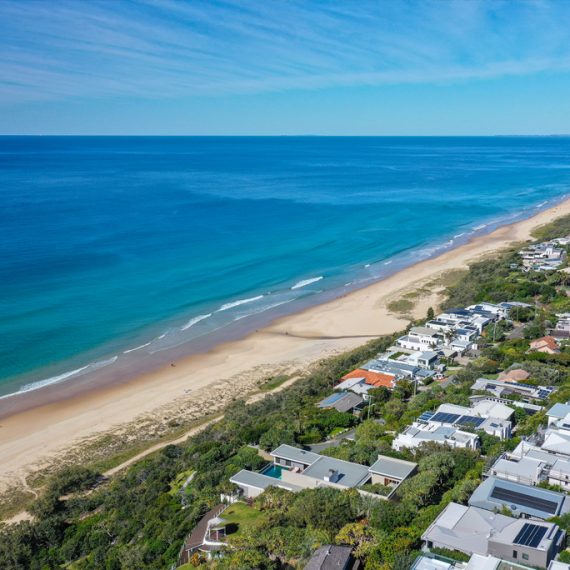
[342,368,396,389]
[530,336,559,352]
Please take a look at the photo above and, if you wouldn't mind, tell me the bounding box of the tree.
[427,307,435,320]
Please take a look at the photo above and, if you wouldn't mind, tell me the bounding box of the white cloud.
[0,0,569,104]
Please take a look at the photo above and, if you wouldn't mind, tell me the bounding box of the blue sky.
[1,0,570,135]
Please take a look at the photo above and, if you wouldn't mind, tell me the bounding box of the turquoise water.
[1,136,570,399]
[261,464,283,479]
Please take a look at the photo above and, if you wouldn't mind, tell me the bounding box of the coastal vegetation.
[2,215,570,568]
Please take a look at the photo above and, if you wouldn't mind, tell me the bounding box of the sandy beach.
[1,198,570,497]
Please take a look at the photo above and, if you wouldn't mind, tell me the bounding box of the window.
[522,554,529,561]
[285,460,291,467]
[513,550,518,559]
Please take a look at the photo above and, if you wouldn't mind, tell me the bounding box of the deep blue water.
[1,136,570,398]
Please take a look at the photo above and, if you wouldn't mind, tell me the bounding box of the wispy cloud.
[1,0,569,104]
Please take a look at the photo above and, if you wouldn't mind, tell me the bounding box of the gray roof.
[271,444,320,466]
[318,391,364,413]
[305,545,352,570]
[410,326,440,336]
[468,476,570,519]
[422,503,559,557]
[229,469,300,492]
[369,455,417,480]
[302,455,371,488]
[548,402,570,419]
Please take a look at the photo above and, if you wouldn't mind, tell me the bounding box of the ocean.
[1,136,570,399]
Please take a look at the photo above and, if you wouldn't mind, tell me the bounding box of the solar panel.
[455,415,485,428]
[514,523,548,548]
[431,412,461,424]
[490,485,559,515]
[419,411,435,422]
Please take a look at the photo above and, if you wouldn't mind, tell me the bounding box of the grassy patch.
[260,374,290,391]
[387,298,414,314]
[0,485,36,520]
[169,469,195,496]
[222,502,267,538]
[427,269,468,290]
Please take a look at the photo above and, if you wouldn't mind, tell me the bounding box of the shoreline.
[1,197,570,493]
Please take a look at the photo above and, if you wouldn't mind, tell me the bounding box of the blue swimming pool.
[261,464,284,479]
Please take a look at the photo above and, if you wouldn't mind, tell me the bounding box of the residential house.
[529,336,560,354]
[368,455,417,486]
[177,504,228,564]
[397,326,442,351]
[412,553,539,570]
[317,391,364,414]
[547,402,570,426]
[468,476,570,520]
[471,378,556,401]
[469,395,542,416]
[392,423,479,452]
[417,402,513,439]
[305,545,357,570]
[333,377,374,401]
[519,242,566,272]
[488,442,570,492]
[341,368,397,390]
[422,502,565,568]
[230,445,416,499]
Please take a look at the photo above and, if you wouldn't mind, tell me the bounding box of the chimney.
[324,469,339,483]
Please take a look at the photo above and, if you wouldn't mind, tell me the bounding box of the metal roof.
[229,469,300,492]
[302,455,371,488]
[369,455,417,480]
[270,444,320,466]
[468,477,569,519]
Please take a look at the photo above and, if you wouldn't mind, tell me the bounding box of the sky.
[1,0,570,135]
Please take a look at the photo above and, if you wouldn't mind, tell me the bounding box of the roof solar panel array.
[430,412,461,424]
[490,485,559,515]
[514,523,548,547]
[455,415,485,428]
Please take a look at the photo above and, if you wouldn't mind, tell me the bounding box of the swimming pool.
[261,464,284,479]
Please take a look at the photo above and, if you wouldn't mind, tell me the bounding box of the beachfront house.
[519,242,567,272]
[229,445,416,499]
[397,326,442,351]
[316,391,364,414]
[421,502,566,568]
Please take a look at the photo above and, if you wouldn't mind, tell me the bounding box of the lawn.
[260,374,290,391]
[222,501,267,538]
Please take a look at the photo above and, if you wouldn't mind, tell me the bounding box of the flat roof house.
[422,502,565,569]
[468,476,570,520]
[368,455,417,486]
[418,402,513,440]
[488,443,570,493]
[397,327,442,351]
[547,402,570,426]
[230,445,416,499]
[471,378,555,401]
[392,423,479,452]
